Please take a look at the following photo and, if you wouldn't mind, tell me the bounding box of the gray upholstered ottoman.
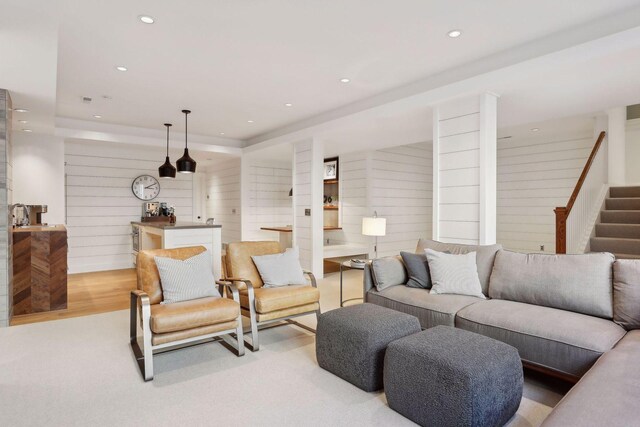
[384,326,523,427]
[316,303,421,392]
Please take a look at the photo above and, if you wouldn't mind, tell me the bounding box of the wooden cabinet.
[12,225,68,315]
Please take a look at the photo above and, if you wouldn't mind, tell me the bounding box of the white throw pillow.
[154,250,221,304]
[251,247,307,288]
[425,249,486,299]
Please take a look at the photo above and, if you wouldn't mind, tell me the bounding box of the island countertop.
[132,221,222,230]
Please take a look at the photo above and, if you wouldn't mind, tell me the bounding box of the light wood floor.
[10,269,137,326]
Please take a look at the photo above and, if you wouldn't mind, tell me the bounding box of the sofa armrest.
[363,263,375,294]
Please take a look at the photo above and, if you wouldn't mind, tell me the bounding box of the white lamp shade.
[362,217,386,236]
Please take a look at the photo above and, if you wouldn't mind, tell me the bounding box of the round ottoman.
[316,303,421,392]
[384,326,523,427]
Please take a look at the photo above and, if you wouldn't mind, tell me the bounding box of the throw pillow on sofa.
[400,251,431,289]
[155,250,221,304]
[251,247,307,288]
[425,249,485,299]
[371,256,407,291]
[613,259,640,330]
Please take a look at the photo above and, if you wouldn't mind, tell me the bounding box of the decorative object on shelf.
[362,211,386,259]
[324,156,339,181]
[132,175,160,201]
[327,196,332,204]
[158,123,176,178]
[176,109,197,173]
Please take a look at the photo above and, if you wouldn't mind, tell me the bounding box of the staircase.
[590,186,640,259]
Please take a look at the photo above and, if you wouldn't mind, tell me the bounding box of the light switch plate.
[305,209,311,216]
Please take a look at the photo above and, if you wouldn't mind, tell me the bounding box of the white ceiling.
[50,0,640,140]
[2,0,640,152]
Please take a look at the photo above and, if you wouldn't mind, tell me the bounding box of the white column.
[607,107,626,186]
[239,155,251,240]
[433,93,498,245]
[292,138,324,277]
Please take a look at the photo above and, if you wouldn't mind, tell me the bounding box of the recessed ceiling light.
[220,132,225,135]
[116,66,128,72]
[18,120,28,124]
[447,29,462,38]
[285,103,293,107]
[340,78,350,83]
[14,108,28,113]
[93,115,102,119]
[22,129,32,132]
[247,120,254,123]
[138,15,155,24]
[531,128,540,132]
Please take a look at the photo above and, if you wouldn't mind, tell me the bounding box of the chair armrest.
[215,280,240,303]
[131,289,150,305]
[221,278,254,290]
[303,271,317,288]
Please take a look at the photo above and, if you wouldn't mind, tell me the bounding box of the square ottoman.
[316,303,421,392]
[384,326,523,427]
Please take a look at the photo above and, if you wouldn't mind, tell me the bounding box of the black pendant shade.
[176,109,197,173]
[159,123,177,179]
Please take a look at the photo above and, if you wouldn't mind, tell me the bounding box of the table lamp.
[362,211,386,259]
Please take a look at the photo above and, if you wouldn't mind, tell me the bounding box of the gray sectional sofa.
[363,239,640,426]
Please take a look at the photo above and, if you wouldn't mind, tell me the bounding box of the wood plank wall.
[496,133,593,253]
[65,142,193,273]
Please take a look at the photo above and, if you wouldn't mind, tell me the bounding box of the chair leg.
[248,302,260,351]
[235,313,245,357]
[141,303,153,381]
[130,293,154,381]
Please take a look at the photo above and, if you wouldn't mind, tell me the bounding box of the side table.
[339,260,368,307]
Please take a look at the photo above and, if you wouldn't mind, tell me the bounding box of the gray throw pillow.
[154,250,221,304]
[400,251,431,289]
[251,247,307,288]
[613,259,640,330]
[425,249,486,299]
[371,256,407,291]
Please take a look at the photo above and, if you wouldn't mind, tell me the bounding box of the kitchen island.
[133,222,223,279]
[12,225,68,315]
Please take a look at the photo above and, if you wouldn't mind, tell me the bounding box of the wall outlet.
[305,209,311,216]
[232,208,237,214]
[540,245,545,251]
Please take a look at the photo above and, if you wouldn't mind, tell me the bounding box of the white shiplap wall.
[244,159,292,242]
[371,142,432,257]
[205,158,241,244]
[65,142,193,273]
[496,133,593,253]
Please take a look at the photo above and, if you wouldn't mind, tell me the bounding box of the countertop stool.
[315,303,421,392]
[384,326,523,427]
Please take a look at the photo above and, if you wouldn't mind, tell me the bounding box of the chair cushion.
[150,296,240,334]
[613,259,640,330]
[366,286,482,329]
[489,250,615,319]
[416,239,501,295]
[541,331,640,427]
[154,250,220,304]
[137,246,207,305]
[240,285,320,314]
[456,299,626,378]
[152,320,238,346]
[251,247,306,288]
[225,241,281,289]
[252,302,320,322]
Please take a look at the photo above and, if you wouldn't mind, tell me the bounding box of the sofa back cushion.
[371,256,407,291]
[416,239,502,295]
[489,250,615,319]
[613,259,640,330]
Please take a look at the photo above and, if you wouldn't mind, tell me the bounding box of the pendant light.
[158,123,177,179]
[176,109,196,173]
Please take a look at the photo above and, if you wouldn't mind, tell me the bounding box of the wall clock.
[132,175,160,200]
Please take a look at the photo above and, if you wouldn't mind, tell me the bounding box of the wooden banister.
[554,131,606,253]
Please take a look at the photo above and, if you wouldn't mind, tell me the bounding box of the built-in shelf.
[324,205,339,210]
[324,179,339,184]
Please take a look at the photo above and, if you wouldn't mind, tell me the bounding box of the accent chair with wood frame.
[218,241,321,351]
[130,246,244,381]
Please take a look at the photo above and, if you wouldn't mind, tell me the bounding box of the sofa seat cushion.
[541,330,640,427]
[150,297,240,334]
[366,286,483,329]
[240,285,320,314]
[456,299,626,378]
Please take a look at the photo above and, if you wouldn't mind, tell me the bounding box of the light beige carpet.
[0,270,568,426]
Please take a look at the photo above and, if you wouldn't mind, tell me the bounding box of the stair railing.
[555,131,607,254]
